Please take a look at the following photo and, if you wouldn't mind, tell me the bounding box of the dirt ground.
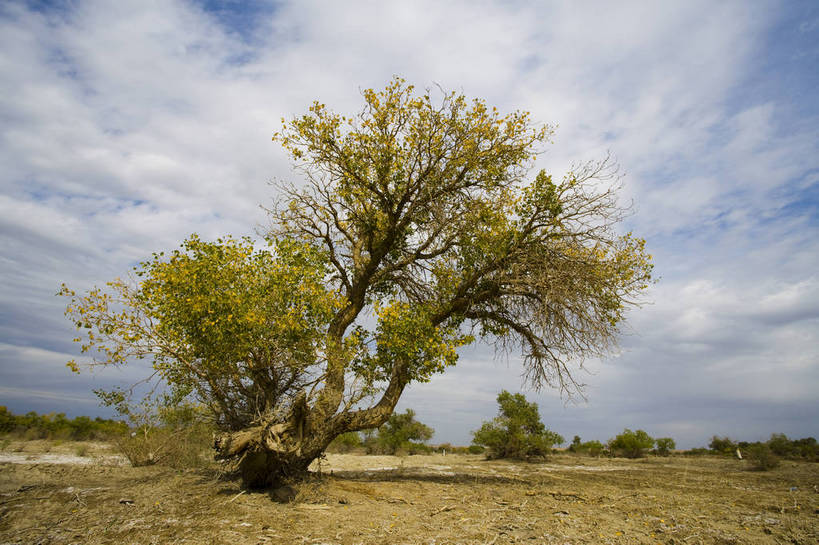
[1,440,817,544]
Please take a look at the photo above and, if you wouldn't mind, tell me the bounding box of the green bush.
[682,447,710,456]
[568,436,605,457]
[790,437,818,461]
[580,439,605,457]
[471,390,564,460]
[767,433,794,457]
[365,409,433,455]
[608,429,654,458]
[0,406,127,441]
[326,431,362,453]
[654,437,676,456]
[709,435,737,456]
[746,443,780,471]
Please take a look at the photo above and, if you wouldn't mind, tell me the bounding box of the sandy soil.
[1,442,817,544]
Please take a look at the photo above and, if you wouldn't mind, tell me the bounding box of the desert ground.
[1,440,816,544]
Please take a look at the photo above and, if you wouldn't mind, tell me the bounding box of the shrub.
[115,402,214,469]
[608,429,654,458]
[467,444,485,455]
[746,443,780,471]
[791,437,818,461]
[709,436,737,456]
[365,409,433,455]
[471,390,564,460]
[326,431,362,453]
[654,437,676,456]
[683,447,710,456]
[580,439,605,457]
[767,433,793,457]
[0,406,127,441]
[567,436,604,456]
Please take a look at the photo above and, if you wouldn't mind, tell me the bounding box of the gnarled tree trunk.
[214,374,409,489]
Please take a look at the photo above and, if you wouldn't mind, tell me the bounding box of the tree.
[746,443,780,471]
[608,428,654,458]
[61,78,653,488]
[368,409,433,454]
[654,437,676,456]
[709,436,737,456]
[472,390,564,459]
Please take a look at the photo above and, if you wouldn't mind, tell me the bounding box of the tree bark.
[215,369,410,489]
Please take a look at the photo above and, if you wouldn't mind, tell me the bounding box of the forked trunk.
[215,378,408,489]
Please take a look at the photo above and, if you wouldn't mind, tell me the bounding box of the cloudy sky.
[1,0,817,448]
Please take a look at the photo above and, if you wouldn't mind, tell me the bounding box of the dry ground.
[1,439,817,544]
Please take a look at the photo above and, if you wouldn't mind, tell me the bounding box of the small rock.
[119,498,134,505]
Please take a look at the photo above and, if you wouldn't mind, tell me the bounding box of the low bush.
[682,447,710,456]
[580,439,605,457]
[608,429,654,458]
[709,436,738,456]
[0,406,126,441]
[326,431,363,453]
[746,443,780,471]
[568,436,605,456]
[111,402,214,469]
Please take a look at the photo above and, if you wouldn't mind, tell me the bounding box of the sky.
[1,0,817,449]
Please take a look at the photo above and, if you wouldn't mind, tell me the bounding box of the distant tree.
[370,409,433,455]
[654,437,676,456]
[766,433,793,457]
[746,443,780,471]
[0,406,15,433]
[791,437,818,461]
[709,436,737,456]
[472,390,564,459]
[61,78,652,488]
[608,429,654,458]
[569,435,582,453]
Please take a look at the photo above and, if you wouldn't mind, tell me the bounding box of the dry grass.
[0,446,817,544]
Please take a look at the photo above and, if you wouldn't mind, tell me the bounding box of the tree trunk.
[214,371,409,489]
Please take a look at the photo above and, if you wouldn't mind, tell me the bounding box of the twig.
[431,505,455,516]
[227,490,246,503]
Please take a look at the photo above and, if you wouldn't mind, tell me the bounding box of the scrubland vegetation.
[3,403,817,543]
[0,405,126,441]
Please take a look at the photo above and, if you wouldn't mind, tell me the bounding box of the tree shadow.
[325,467,530,486]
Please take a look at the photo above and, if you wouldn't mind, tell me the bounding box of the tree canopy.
[61,77,653,487]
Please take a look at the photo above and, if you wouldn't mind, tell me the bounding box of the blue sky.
[1,0,817,448]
